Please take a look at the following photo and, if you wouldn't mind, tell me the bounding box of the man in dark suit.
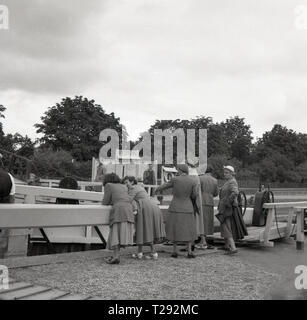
[143,164,156,196]
[197,165,219,249]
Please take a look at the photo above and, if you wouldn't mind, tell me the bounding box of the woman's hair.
[103,173,121,186]
[123,176,138,185]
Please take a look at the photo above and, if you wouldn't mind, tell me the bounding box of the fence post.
[296,208,305,250]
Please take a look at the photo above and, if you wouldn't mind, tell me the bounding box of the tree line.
[1,96,307,184]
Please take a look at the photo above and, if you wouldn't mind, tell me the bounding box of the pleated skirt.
[195,207,204,236]
[107,222,134,250]
[166,211,197,242]
[135,198,166,245]
[220,207,248,240]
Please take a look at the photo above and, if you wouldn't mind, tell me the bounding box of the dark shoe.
[187,253,196,258]
[224,249,238,255]
[206,245,215,250]
[171,252,178,258]
[218,246,230,251]
[106,257,120,264]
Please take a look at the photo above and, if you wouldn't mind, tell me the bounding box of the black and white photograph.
[0,0,307,309]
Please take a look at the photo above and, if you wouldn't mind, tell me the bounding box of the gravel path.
[9,252,280,300]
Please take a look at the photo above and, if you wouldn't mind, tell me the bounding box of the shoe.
[187,253,196,258]
[217,246,230,251]
[206,245,215,250]
[145,253,158,260]
[132,253,143,259]
[194,244,207,250]
[106,257,120,264]
[224,249,238,255]
[171,252,178,258]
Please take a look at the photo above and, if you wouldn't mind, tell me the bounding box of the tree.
[219,116,253,165]
[254,124,307,166]
[0,104,6,136]
[35,96,125,161]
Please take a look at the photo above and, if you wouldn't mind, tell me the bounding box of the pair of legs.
[172,241,194,257]
[133,243,158,259]
[224,237,237,251]
[198,235,214,247]
[136,243,156,254]
[106,244,121,264]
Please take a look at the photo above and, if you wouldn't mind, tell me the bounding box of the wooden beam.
[0,204,111,229]
[16,185,103,202]
[263,207,275,246]
[295,207,305,250]
[285,207,295,239]
[263,201,307,209]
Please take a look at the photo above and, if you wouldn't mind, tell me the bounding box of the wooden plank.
[263,208,275,246]
[285,207,295,239]
[21,289,69,300]
[0,282,32,294]
[0,204,111,229]
[263,201,307,209]
[87,296,104,300]
[1,286,50,300]
[259,222,289,241]
[55,294,91,300]
[295,208,305,250]
[16,185,103,203]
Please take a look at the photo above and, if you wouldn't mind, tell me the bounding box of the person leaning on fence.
[155,164,199,259]
[196,165,219,250]
[0,164,16,259]
[216,165,248,255]
[102,173,135,264]
[123,176,166,260]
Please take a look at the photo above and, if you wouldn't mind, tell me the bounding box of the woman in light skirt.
[123,176,166,260]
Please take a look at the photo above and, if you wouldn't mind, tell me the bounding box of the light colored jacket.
[156,175,199,213]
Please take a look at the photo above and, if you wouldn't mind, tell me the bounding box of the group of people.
[102,163,248,264]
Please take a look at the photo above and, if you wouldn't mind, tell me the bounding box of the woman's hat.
[223,165,235,173]
[176,164,189,174]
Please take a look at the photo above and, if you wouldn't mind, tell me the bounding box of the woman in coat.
[102,173,135,264]
[155,164,199,258]
[123,176,166,260]
[216,165,248,254]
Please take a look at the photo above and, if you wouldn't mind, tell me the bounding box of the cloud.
[1,0,307,141]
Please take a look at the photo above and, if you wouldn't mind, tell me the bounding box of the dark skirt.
[202,205,214,236]
[220,207,248,240]
[166,211,197,242]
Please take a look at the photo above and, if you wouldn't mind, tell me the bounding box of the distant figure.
[197,165,219,249]
[143,164,156,196]
[27,173,40,186]
[56,176,79,204]
[123,176,166,260]
[95,162,107,183]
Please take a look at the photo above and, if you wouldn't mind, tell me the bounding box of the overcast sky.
[1,0,307,142]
